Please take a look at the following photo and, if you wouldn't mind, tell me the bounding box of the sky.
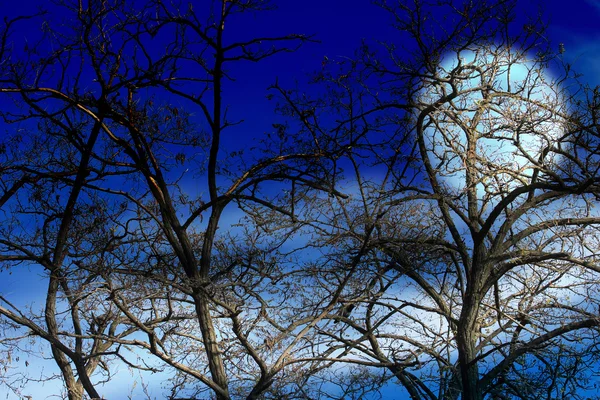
[2,0,600,399]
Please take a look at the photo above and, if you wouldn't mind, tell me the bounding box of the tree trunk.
[457,302,482,400]
[193,292,230,400]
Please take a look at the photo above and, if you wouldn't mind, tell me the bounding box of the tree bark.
[193,291,230,400]
[457,300,482,400]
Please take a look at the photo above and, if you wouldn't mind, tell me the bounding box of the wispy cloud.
[584,0,600,13]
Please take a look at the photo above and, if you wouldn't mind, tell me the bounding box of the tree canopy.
[1,1,600,400]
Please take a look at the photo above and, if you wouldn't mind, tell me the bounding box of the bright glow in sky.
[420,47,567,196]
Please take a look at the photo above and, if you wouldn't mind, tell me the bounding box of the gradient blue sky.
[1,0,600,399]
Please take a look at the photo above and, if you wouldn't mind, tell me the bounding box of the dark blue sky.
[5,0,600,74]
[4,1,600,129]
[1,1,600,399]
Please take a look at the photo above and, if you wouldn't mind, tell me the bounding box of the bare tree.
[0,0,354,399]
[295,1,600,400]
[3,1,600,400]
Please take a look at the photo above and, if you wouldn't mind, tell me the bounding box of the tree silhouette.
[305,1,600,399]
[1,1,600,400]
